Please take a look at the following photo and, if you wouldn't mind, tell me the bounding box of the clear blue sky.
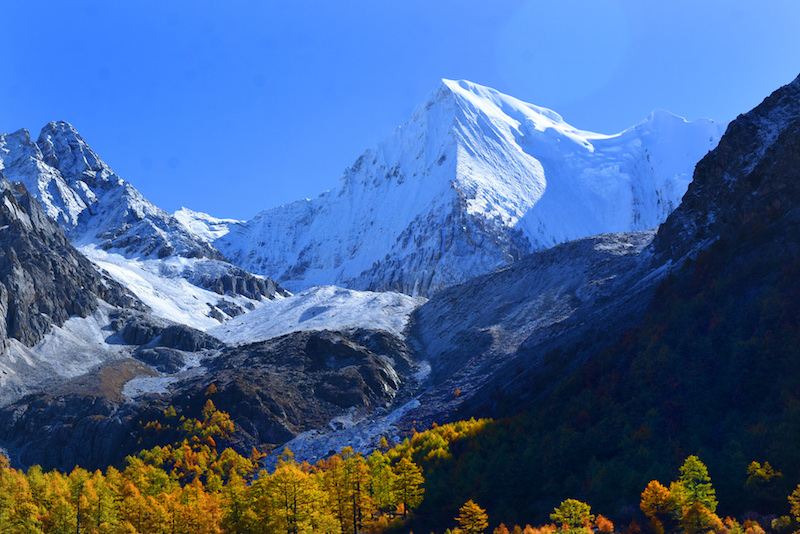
[2,1,800,219]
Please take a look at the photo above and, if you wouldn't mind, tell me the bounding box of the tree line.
[0,400,424,533]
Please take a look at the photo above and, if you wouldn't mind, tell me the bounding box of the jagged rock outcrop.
[180,330,414,444]
[654,73,800,262]
[180,259,290,300]
[0,177,142,347]
[117,312,223,351]
[0,122,288,327]
[132,348,186,374]
[0,122,224,260]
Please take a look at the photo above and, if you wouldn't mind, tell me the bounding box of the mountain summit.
[204,79,725,295]
[0,122,221,259]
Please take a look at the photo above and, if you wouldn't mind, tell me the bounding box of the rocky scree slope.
[403,230,661,426]
[208,79,724,296]
[0,328,417,471]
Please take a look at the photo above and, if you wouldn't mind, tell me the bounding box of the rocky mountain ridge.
[0,177,142,348]
[0,122,288,326]
[654,73,800,262]
[0,123,219,259]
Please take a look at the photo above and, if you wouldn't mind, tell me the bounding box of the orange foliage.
[596,514,614,534]
[640,480,672,518]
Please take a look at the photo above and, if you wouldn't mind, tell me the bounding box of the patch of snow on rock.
[174,207,240,242]
[210,285,426,344]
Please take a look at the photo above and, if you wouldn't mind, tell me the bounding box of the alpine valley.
[1,74,800,530]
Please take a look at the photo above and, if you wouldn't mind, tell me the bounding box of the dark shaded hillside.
[411,231,800,526]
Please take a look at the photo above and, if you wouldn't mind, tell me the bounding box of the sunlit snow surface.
[209,285,426,344]
[174,207,239,242]
[80,245,270,331]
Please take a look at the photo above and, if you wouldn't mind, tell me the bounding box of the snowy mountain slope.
[81,245,287,331]
[205,79,725,296]
[209,285,425,344]
[174,207,239,243]
[0,122,288,324]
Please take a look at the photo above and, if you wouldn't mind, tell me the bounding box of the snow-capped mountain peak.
[208,79,725,296]
[438,78,601,150]
[37,121,118,190]
[0,120,213,258]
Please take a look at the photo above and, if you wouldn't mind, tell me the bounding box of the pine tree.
[676,455,717,513]
[393,457,424,518]
[343,453,373,534]
[456,499,489,534]
[788,484,800,523]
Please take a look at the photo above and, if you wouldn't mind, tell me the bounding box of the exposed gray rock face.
[133,348,185,374]
[179,259,290,300]
[188,330,414,445]
[117,312,223,351]
[0,177,142,347]
[0,359,157,469]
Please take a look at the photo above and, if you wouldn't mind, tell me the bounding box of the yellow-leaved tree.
[393,456,425,518]
[550,499,594,534]
[457,499,489,534]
